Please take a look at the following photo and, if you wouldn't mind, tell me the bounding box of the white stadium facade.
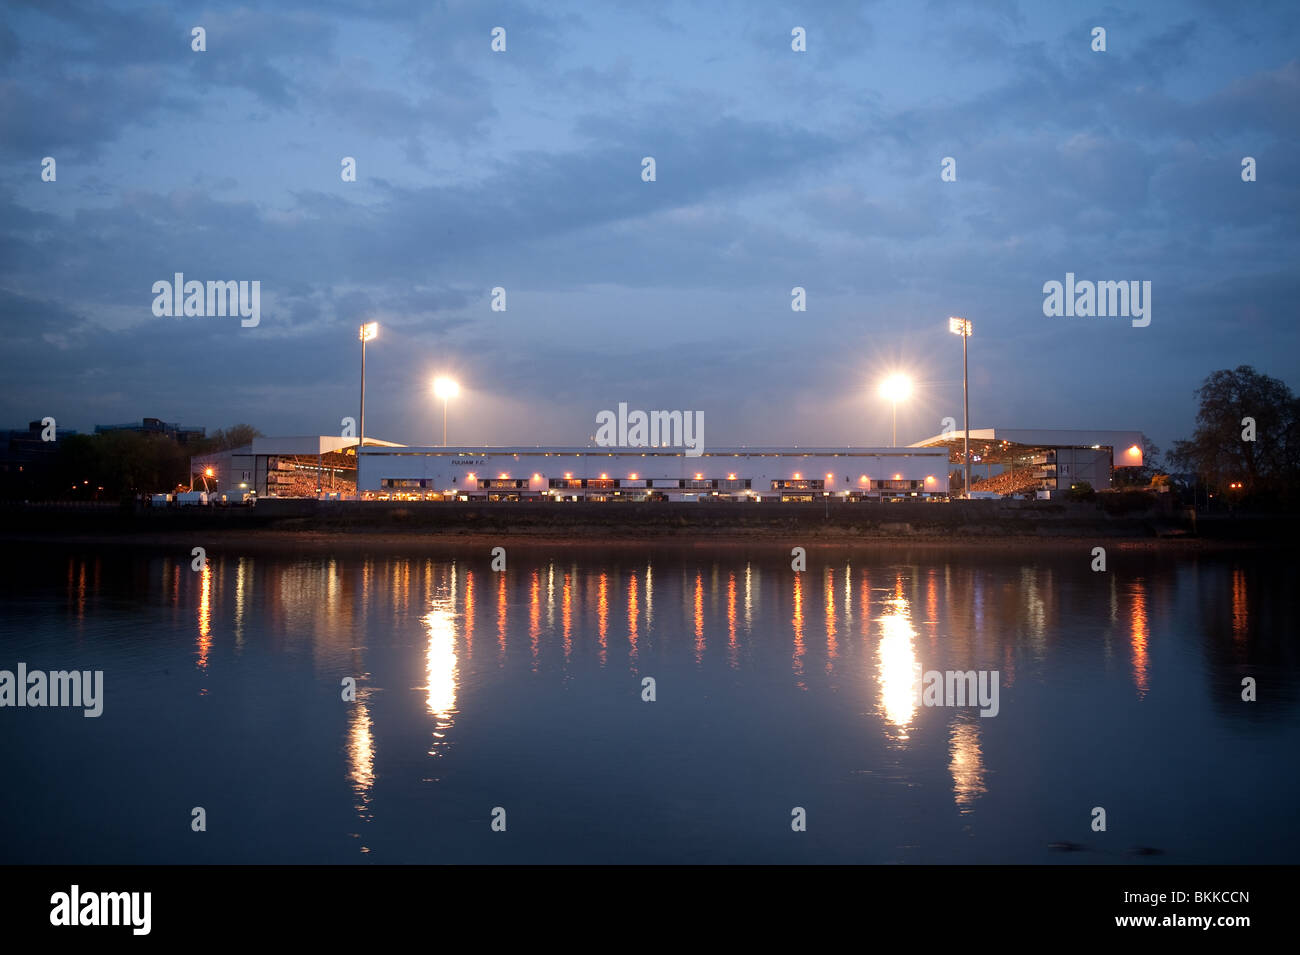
[356,447,952,502]
[187,430,1146,502]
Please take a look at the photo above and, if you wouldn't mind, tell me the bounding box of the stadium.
[190,435,402,501]
[188,430,1143,503]
[910,428,1145,497]
[357,446,950,502]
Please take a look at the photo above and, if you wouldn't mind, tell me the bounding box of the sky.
[1,0,1297,455]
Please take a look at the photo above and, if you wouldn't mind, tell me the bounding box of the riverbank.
[2,498,1290,551]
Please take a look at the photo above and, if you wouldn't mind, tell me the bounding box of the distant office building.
[94,417,206,445]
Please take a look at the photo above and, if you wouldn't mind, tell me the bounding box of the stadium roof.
[248,436,405,455]
[192,436,405,465]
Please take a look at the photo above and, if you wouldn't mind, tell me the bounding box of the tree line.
[2,424,262,501]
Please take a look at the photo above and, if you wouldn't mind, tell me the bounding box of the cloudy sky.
[2,0,1297,453]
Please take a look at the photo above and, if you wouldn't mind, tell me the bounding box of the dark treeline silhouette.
[1168,366,1300,509]
[1,423,262,501]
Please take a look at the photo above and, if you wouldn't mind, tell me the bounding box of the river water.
[1,542,1296,863]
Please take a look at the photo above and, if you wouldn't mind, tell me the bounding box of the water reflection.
[1022,567,1046,654]
[197,562,212,673]
[529,570,541,669]
[547,563,555,632]
[744,563,753,632]
[926,568,938,629]
[234,557,250,648]
[348,694,375,820]
[825,568,838,674]
[562,572,573,661]
[22,546,1297,864]
[1232,568,1248,644]
[645,563,654,629]
[463,571,475,658]
[791,573,805,684]
[423,602,459,755]
[727,572,738,669]
[75,559,86,621]
[844,564,852,627]
[627,572,640,665]
[876,577,920,740]
[496,573,507,664]
[693,572,705,664]
[949,718,986,812]
[1131,579,1150,698]
[597,572,609,666]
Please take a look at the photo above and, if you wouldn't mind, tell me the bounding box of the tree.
[1113,435,1164,488]
[205,424,263,452]
[1168,366,1300,500]
[1064,481,1095,501]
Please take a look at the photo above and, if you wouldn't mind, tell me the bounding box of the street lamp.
[949,316,973,498]
[877,373,912,447]
[359,322,379,452]
[432,376,460,447]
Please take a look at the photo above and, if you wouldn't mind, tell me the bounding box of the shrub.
[1065,481,1096,502]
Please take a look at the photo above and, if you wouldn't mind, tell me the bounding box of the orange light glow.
[694,473,703,480]
[1131,581,1149,698]
[794,472,802,480]
[694,572,705,663]
[727,473,736,480]
[629,473,638,480]
[791,573,804,680]
[1126,444,1141,457]
[1232,568,1248,643]
[894,473,901,480]
[926,475,936,484]
[627,572,639,658]
[597,572,608,664]
[564,472,572,479]
[600,473,608,480]
[196,563,212,671]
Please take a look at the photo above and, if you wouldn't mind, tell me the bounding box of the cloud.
[0,0,1297,454]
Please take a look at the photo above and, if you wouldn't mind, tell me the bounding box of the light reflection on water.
[876,576,921,740]
[423,602,458,750]
[3,545,1298,864]
[949,718,986,813]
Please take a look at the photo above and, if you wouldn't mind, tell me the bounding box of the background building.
[0,419,78,498]
[94,417,206,446]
